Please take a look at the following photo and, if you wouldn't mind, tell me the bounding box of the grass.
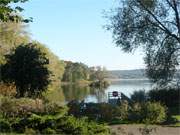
[172,115,180,121]
[169,115,180,127]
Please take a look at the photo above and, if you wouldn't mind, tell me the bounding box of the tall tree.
[2,43,50,97]
[0,0,31,22]
[33,41,65,86]
[62,62,89,83]
[107,0,180,86]
[0,22,30,64]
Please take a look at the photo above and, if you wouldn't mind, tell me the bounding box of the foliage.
[41,128,56,134]
[0,82,16,96]
[24,128,36,135]
[56,116,109,135]
[43,86,65,106]
[89,66,108,82]
[0,96,44,117]
[107,0,180,86]
[140,102,167,124]
[115,100,129,120]
[89,80,110,88]
[68,102,115,122]
[0,118,11,133]
[128,103,142,123]
[68,101,130,122]
[33,41,65,86]
[62,61,89,83]
[62,63,109,87]
[0,22,30,65]
[129,102,167,124]
[1,43,50,97]
[131,90,147,103]
[0,101,110,134]
[148,88,180,114]
[68,101,167,124]
[0,0,31,22]
[167,115,180,125]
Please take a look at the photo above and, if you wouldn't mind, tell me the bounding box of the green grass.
[170,115,180,127]
[172,115,180,121]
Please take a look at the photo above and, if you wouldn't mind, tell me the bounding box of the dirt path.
[110,124,180,135]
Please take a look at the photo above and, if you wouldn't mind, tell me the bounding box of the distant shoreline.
[107,78,149,82]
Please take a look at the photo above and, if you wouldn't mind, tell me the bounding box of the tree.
[89,66,107,82]
[0,0,31,22]
[32,41,65,87]
[2,43,50,97]
[0,22,30,64]
[107,0,180,86]
[62,62,89,83]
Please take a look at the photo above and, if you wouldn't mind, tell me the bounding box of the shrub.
[42,128,56,134]
[68,102,115,122]
[128,103,142,123]
[0,82,16,97]
[0,96,44,117]
[129,102,167,124]
[0,103,110,135]
[131,90,147,103]
[56,116,109,135]
[0,119,11,132]
[141,102,167,124]
[24,128,36,135]
[148,88,180,115]
[96,103,115,121]
[115,100,129,120]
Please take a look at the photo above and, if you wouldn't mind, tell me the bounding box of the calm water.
[59,79,152,103]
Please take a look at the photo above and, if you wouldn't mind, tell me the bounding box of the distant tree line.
[62,62,108,84]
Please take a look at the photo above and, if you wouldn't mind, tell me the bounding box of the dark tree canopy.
[0,0,31,22]
[2,43,50,97]
[107,0,180,86]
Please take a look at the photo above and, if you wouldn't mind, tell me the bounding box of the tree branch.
[172,0,180,36]
[137,0,180,43]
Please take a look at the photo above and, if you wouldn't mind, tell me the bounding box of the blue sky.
[21,0,145,70]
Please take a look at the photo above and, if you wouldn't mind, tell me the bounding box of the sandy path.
[110,124,180,135]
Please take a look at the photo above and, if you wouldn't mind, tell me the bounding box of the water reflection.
[47,79,152,104]
[62,84,91,102]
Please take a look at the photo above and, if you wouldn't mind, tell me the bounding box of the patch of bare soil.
[110,124,180,135]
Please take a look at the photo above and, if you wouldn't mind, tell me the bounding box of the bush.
[148,88,180,115]
[129,102,167,124]
[68,102,115,122]
[131,90,147,103]
[10,114,109,134]
[0,119,11,132]
[24,128,36,135]
[0,101,110,135]
[42,128,56,134]
[0,82,16,97]
[0,96,44,117]
[115,100,129,120]
[141,102,167,124]
[56,116,109,135]
[68,101,130,122]
[128,103,142,123]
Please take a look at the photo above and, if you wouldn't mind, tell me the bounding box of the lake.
[58,79,152,103]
